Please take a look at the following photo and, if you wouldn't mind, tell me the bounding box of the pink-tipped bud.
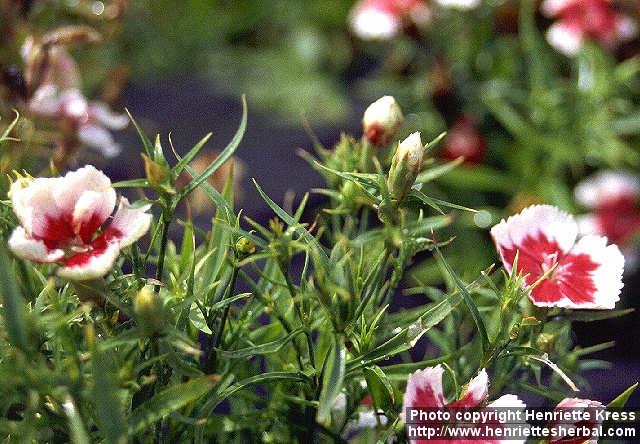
[362,95,403,146]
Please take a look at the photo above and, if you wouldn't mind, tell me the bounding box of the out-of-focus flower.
[362,95,404,146]
[491,205,624,309]
[549,398,604,444]
[402,365,525,444]
[28,85,128,157]
[387,132,424,201]
[541,0,637,56]
[435,0,481,10]
[440,116,486,164]
[350,0,431,40]
[8,166,151,280]
[575,171,640,266]
[21,36,128,158]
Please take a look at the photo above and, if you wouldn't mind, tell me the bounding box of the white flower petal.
[547,22,584,56]
[568,235,624,309]
[456,369,488,406]
[77,124,122,158]
[89,102,129,130]
[105,197,152,248]
[57,242,121,281]
[575,171,640,209]
[10,176,61,238]
[28,84,63,117]
[435,0,480,10]
[8,227,64,263]
[541,0,573,17]
[402,364,446,421]
[53,165,115,216]
[350,8,400,40]
[491,205,578,272]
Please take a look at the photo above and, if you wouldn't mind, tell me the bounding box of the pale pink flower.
[350,0,431,40]
[8,166,151,280]
[28,86,128,157]
[435,0,481,10]
[541,0,637,55]
[402,365,525,444]
[549,398,604,444]
[491,205,624,309]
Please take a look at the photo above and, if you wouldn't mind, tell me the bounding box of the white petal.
[72,190,116,239]
[77,124,122,158]
[57,242,121,281]
[59,89,89,122]
[435,0,480,10]
[491,205,578,272]
[547,22,583,56]
[89,102,129,130]
[28,84,62,117]
[458,368,488,406]
[575,171,640,209]
[350,8,400,40]
[53,165,115,216]
[10,176,60,238]
[8,227,64,263]
[540,0,573,17]
[487,394,526,409]
[576,214,601,236]
[105,197,152,248]
[568,235,624,309]
[401,364,445,421]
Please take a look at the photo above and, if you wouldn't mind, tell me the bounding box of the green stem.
[213,264,239,365]
[155,208,172,293]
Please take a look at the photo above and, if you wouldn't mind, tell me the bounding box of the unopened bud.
[133,287,167,336]
[535,332,555,353]
[362,96,403,146]
[387,132,424,202]
[142,153,174,194]
[235,237,256,256]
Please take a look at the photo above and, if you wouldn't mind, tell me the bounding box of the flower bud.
[235,237,256,256]
[387,132,424,202]
[141,153,174,194]
[362,96,403,146]
[133,287,167,336]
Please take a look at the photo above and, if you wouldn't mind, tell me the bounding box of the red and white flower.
[350,0,431,40]
[440,115,486,165]
[362,95,404,146]
[8,166,152,280]
[549,398,604,444]
[575,171,640,268]
[402,365,525,444]
[491,205,624,309]
[541,0,637,56]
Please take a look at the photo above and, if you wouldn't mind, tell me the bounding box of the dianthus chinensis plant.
[0,96,637,443]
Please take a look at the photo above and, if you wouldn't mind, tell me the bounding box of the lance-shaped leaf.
[0,246,28,351]
[128,377,217,434]
[93,349,127,443]
[218,328,305,359]
[178,95,247,200]
[317,334,347,426]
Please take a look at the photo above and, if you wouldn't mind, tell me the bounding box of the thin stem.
[213,264,239,364]
[281,265,316,372]
[155,208,172,293]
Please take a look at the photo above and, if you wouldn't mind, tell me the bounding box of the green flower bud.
[362,96,403,146]
[235,237,256,256]
[133,287,167,336]
[141,153,174,194]
[535,332,555,353]
[387,132,425,202]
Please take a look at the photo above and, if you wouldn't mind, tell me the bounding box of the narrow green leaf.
[218,328,304,359]
[129,377,216,434]
[363,365,395,412]
[61,395,90,444]
[607,383,638,408]
[178,96,247,200]
[433,246,489,352]
[125,109,154,157]
[172,132,213,176]
[253,179,329,266]
[0,246,28,351]
[112,178,150,188]
[562,309,634,322]
[317,334,347,426]
[411,189,477,213]
[93,349,127,443]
